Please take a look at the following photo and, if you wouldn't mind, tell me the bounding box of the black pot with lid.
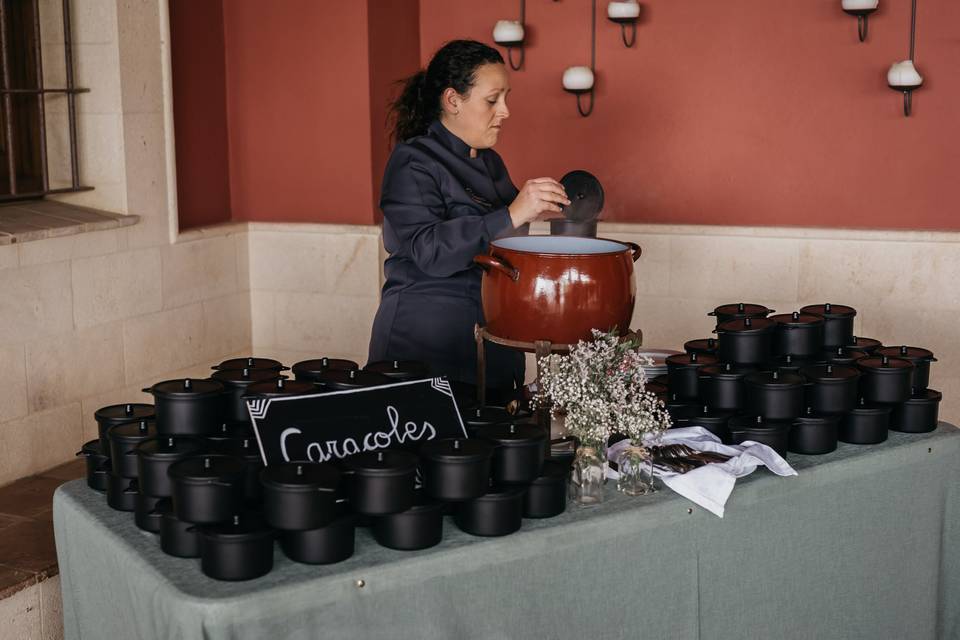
[522,459,569,519]
[788,408,839,455]
[876,345,937,391]
[727,415,791,457]
[213,357,286,373]
[697,363,754,412]
[799,303,857,348]
[372,490,445,550]
[822,345,869,367]
[158,498,202,558]
[708,302,774,327]
[717,317,776,365]
[108,419,158,478]
[765,354,821,375]
[216,437,265,502]
[94,403,154,452]
[343,449,418,515]
[143,378,225,437]
[260,462,341,531]
[106,473,139,511]
[665,393,701,423]
[839,397,891,444]
[771,312,825,358]
[459,405,528,438]
[211,368,283,423]
[199,513,275,581]
[134,492,166,533]
[857,355,915,404]
[280,513,356,564]
[136,435,206,498]
[363,360,430,381]
[454,485,525,537]
[317,368,393,391]
[672,405,735,443]
[889,389,941,433]
[206,421,254,452]
[243,377,317,399]
[291,357,359,383]
[420,438,494,502]
[684,338,718,357]
[800,363,861,415]
[743,370,805,421]
[666,352,719,400]
[848,336,882,355]
[76,439,110,492]
[477,423,547,485]
[168,454,247,524]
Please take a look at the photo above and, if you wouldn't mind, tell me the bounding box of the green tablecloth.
[54,424,960,640]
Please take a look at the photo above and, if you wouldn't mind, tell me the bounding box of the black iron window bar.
[0,0,91,201]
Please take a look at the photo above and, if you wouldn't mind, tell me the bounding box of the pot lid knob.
[772,370,779,380]
[184,378,192,390]
[393,360,399,369]
[167,437,175,447]
[247,358,255,366]
[296,464,303,476]
[349,370,357,380]
[900,345,908,355]
[125,403,133,414]
[708,338,716,347]
[243,438,252,449]
[204,456,212,469]
[756,415,763,424]
[474,408,482,418]
[690,352,698,363]
[702,405,709,415]
[744,318,753,327]
[881,355,890,366]
[806,406,813,415]
[242,368,250,378]
[671,392,678,401]
[836,346,844,356]
[786,355,793,363]
[792,311,800,320]
[738,303,745,312]
[277,377,285,388]
[724,363,732,372]
[825,303,833,313]
[139,420,148,433]
[859,397,866,406]
[509,423,517,434]
[321,357,329,367]
[233,515,240,526]
[454,439,462,451]
[826,364,834,375]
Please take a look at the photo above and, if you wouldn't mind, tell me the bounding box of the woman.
[368,40,569,401]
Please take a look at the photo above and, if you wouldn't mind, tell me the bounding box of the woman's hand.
[508,178,570,228]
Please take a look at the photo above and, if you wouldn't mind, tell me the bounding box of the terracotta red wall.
[169,0,231,230]
[419,0,960,230]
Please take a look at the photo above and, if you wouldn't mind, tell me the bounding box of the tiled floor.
[0,459,84,599]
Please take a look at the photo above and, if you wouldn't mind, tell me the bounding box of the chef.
[368,39,569,402]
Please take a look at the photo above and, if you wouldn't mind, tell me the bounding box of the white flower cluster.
[532,329,672,444]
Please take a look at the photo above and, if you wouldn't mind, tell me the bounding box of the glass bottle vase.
[572,440,607,506]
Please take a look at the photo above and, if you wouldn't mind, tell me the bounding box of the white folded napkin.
[606,427,797,517]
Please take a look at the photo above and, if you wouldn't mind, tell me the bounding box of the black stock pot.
[136,435,205,498]
[200,513,275,581]
[260,462,341,531]
[477,423,546,485]
[420,438,494,502]
[213,357,286,373]
[839,398,891,444]
[800,364,861,415]
[771,312,824,358]
[343,450,418,515]
[857,355,914,404]
[666,352,719,400]
[108,419,157,478]
[708,302,774,326]
[76,439,110,492]
[94,403,154,452]
[800,303,856,348]
[169,455,247,524]
[889,389,941,433]
[717,317,775,365]
[211,368,282,422]
[144,378,224,437]
[291,357,359,383]
[372,491,444,550]
[876,345,936,392]
[281,513,356,564]
[743,370,804,421]
[788,409,839,455]
[455,485,525,536]
[522,459,569,518]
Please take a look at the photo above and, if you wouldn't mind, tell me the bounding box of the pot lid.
[260,461,341,491]
[666,403,701,421]
[345,449,418,476]
[848,336,882,352]
[800,364,861,383]
[876,345,936,363]
[709,303,772,318]
[201,513,274,541]
[728,415,791,432]
[531,459,569,485]
[244,377,317,398]
[690,405,735,420]
[767,355,822,370]
[147,378,224,398]
[420,437,493,463]
[208,421,253,440]
[683,338,718,354]
[94,403,155,425]
[461,405,517,428]
[906,388,942,403]
[771,312,824,327]
[857,355,914,373]
[168,455,246,482]
[799,303,857,319]
[850,397,893,415]
[292,358,359,376]
[559,170,604,222]
[397,490,445,514]
[700,363,754,379]
[476,423,546,446]
[364,360,430,380]
[822,345,868,363]
[136,435,205,459]
[744,370,804,387]
[319,368,393,389]
[213,357,285,371]
[79,439,106,457]
[666,352,719,368]
[108,419,158,442]
[217,437,262,461]
[473,485,526,502]
[717,317,776,334]
[794,407,840,425]
[211,368,282,387]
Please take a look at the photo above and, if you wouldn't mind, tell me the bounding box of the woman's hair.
[389,40,504,144]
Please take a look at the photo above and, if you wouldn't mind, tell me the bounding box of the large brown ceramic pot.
[474,236,641,346]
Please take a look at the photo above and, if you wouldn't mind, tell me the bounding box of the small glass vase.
[616,444,655,496]
[572,440,607,506]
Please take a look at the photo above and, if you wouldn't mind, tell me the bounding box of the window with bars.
[0,0,90,201]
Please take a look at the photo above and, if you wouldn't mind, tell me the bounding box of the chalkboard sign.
[246,377,468,465]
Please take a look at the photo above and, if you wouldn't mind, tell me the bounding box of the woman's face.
[443,63,511,150]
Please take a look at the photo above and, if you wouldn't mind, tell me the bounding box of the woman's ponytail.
[388,40,504,145]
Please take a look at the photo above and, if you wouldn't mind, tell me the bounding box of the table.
[54,424,960,640]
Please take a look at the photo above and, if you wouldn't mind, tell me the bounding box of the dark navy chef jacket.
[368,119,527,390]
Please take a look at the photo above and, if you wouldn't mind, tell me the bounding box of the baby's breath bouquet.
[532,329,672,445]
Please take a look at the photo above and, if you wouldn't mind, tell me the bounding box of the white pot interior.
[492,235,628,255]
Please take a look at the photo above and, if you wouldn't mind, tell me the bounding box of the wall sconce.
[888,0,921,116]
[493,0,526,71]
[607,1,640,47]
[563,0,597,117]
[841,0,878,42]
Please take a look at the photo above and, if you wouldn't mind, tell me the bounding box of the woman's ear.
[440,87,461,116]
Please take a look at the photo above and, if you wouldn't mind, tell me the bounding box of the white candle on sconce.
[493,20,524,45]
[562,66,594,92]
[887,60,923,87]
[841,0,878,10]
[607,1,640,20]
